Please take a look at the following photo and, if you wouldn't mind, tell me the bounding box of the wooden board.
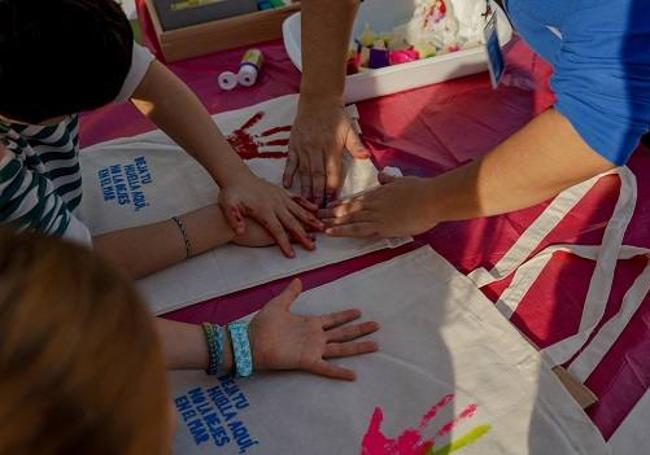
[145,0,300,62]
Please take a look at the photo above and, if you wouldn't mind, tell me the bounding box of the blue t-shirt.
[506,0,650,165]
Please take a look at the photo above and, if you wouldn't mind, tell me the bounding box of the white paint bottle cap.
[217,71,238,91]
[237,64,259,87]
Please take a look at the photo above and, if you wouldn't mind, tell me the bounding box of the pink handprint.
[226,111,291,160]
[361,394,491,455]
[424,0,447,28]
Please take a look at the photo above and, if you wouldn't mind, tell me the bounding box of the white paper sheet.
[78,95,409,314]
[169,247,608,455]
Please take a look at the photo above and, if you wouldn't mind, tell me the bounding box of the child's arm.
[129,61,323,258]
[93,204,233,278]
[93,204,277,279]
[1,136,276,279]
[155,279,380,381]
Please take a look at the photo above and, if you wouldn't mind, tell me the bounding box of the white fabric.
[609,388,650,454]
[169,247,608,455]
[114,43,156,103]
[78,95,410,314]
[62,214,93,247]
[568,248,650,382]
[493,242,650,382]
[118,0,138,20]
[466,167,648,384]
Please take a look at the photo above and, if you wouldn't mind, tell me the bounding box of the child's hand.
[249,279,379,381]
[233,218,316,248]
[232,217,275,247]
[219,172,324,258]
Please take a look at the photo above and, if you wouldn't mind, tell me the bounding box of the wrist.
[218,165,255,189]
[422,178,444,226]
[248,321,264,372]
[213,205,237,244]
[298,92,344,112]
[181,205,236,256]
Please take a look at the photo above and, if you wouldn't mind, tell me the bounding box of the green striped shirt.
[0,43,154,243]
[0,115,84,238]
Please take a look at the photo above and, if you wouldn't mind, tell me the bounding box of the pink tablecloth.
[77,1,650,441]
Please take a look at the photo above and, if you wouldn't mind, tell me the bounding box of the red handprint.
[424,0,448,28]
[360,394,491,455]
[226,111,292,160]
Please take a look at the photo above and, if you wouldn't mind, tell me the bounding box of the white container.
[282,0,513,104]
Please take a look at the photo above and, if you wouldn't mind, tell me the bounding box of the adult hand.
[249,279,380,381]
[283,97,370,207]
[319,173,438,238]
[219,171,323,258]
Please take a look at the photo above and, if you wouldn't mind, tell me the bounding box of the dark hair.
[0,230,170,455]
[0,0,134,124]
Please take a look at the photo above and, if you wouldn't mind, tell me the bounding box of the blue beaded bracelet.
[202,323,225,376]
[228,322,254,378]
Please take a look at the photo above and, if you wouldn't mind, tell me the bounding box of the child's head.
[0,231,171,455]
[0,0,133,125]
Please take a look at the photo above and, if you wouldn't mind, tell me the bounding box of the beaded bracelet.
[202,323,225,376]
[228,322,254,378]
[171,216,192,259]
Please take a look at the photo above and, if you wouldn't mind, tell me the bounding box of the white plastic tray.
[282,0,513,103]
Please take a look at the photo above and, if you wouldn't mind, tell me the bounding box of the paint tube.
[217,71,238,91]
[368,48,390,69]
[238,48,264,87]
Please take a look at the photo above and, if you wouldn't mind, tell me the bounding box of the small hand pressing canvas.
[78,95,408,314]
[169,247,608,455]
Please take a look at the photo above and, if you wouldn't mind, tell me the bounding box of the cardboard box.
[146,0,301,62]
[153,0,258,30]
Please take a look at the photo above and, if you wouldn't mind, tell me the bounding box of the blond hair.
[0,231,169,455]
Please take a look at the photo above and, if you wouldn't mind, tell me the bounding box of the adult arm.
[321,108,616,237]
[321,0,650,236]
[284,0,369,206]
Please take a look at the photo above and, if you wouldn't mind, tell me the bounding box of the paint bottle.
[237,48,264,87]
[346,56,360,75]
[368,48,390,69]
[217,71,238,91]
[389,48,420,65]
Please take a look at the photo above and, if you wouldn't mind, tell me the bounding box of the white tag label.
[484,12,505,88]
